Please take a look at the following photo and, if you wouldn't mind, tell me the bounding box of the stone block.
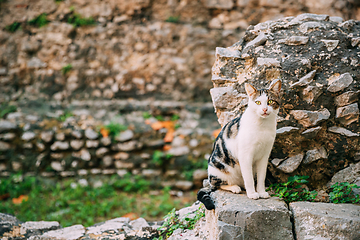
[205,190,293,240]
[290,202,360,240]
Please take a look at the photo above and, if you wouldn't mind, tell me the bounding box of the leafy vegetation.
[329,182,360,204]
[165,16,180,23]
[104,122,127,138]
[143,111,152,119]
[267,175,317,204]
[61,64,73,75]
[28,13,49,28]
[0,102,17,118]
[0,173,194,227]
[152,150,173,166]
[5,22,21,32]
[67,12,95,27]
[156,206,205,240]
[58,111,73,122]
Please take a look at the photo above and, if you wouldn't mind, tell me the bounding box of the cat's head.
[244,80,282,119]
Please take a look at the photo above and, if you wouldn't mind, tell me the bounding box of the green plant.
[143,112,152,119]
[165,16,180,23]
[67,13,95,27]
[0,103,17,118]
[152,150,172,166]
[5,22,21,32]
[61,64,72,75]
[329,182,360,204]
[267,175,318,204]
[0,174,195,228]
[58,111,73,122]
[156,206,205,240]
[104,122,127,138]
[28,13,49,28]
[171,114,180,121]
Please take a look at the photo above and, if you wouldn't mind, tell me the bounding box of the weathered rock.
[0,213,22,236]
[301,126,322,139]
[85,128,99,140]
[40,131,54,143]
[290,70,316,88]
[334,91,359,107]
[336,103,359,126]
[276,153,304,173]
[115,129,134,142]
[21,132,36,141]
[327,73,353,93]
[0,121,17,133]
[20,221,60,233]
[204,0,234,9]
[205,191,293,240]
[276,126,299,135]
[321,39,339,51]
[328,126,359,137]
[86,217,130,235]
[0,141,11,151]
[290,109,330,128]
[50,141,70,151]
[70,140,84,150]
[290,202,360,240]
[86,140,99,148]
[302,85,322,104]
[303,147,327,164]
[327,162,360,187]
[279,36,309,46]
[42,224,85,240]
[51,161,64,172]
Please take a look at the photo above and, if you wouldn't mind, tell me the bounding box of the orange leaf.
[12,195,28,204]
[163,145,172,151]
[150,121,164,130]
[122,212,139,220]
[100,128,109,138]
[164,128,175,143]
[161,121,175,129]
[212,128,221,138]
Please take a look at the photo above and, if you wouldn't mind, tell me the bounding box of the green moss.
[67,13,95,27]
[28,13,49,28]
[5,22,21,32]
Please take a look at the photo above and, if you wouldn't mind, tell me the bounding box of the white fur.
[221,91,279,199]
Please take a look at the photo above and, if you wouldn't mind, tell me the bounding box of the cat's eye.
[255,101,261,105]
[268,100,273,104]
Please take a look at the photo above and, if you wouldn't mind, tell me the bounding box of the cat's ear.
[269,79,281,94]
[245,83,257,97]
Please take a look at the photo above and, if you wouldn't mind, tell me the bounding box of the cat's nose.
[262,108,268,113]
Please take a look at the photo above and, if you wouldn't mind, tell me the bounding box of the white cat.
[197,80,282,210]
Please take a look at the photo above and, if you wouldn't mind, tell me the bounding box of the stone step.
[290,202,360,240]
[205,190,294,240]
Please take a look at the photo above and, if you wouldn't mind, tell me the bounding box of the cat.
[198,80,282,210]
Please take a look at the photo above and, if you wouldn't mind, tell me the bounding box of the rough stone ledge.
[203,190,360,240]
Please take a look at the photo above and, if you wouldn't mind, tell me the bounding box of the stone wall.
[210,13,360,189]
[1,0,360,104]
[0,100,217,190]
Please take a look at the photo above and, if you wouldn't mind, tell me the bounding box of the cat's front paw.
[247,192,259,200]
[258,192,270,199]
[228,185,242,194]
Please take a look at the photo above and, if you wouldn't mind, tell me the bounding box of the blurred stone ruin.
[210,13,360,188]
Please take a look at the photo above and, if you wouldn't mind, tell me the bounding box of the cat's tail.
[197,179,216,210]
